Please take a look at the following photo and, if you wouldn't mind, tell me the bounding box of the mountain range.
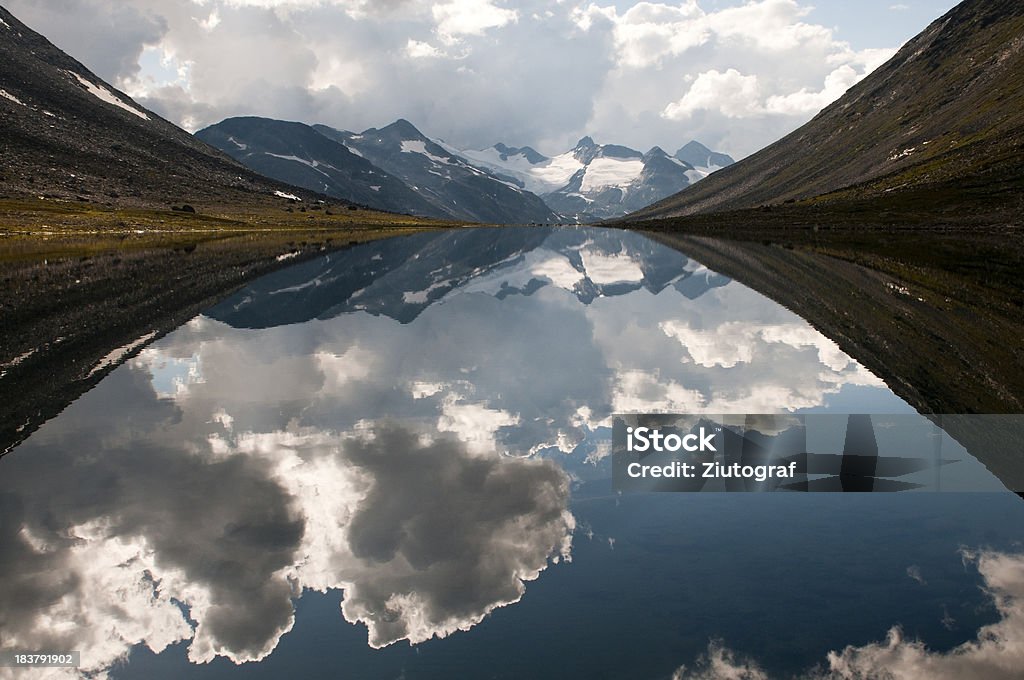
[314,120,560,224]
[207,227,729,328]
[198,116,732,224]
[460,137,732,222]
[629,0,1024,224]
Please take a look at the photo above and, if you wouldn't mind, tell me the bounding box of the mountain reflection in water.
[2,227,1022,680]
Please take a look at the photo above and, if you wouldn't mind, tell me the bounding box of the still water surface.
[2,227,1022,679]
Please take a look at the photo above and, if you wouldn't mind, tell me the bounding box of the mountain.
[459,137,733,222]
[314,120,560,225]
[628,0,1024,222]
[674,141,734,173]
[207,227,728,328]
[195,117,440,217]
[0,6,324,208]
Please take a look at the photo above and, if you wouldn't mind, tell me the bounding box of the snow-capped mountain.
[313,120,560,225]
[207,227,730,328]
[457,137,734,222]
[195,117,439,216]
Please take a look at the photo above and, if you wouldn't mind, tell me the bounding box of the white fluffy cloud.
[432,0,518,42]
[672,550,1024,680]
[663,68,764,120]
[576,0,899,154]
[3,0,929,158]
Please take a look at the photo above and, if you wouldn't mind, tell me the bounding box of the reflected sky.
[2,227,1022,679]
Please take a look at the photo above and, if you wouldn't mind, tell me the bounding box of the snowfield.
[580,158,645,192]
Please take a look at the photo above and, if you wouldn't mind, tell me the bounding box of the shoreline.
[4,200,1022,461]
[0,199,455,455]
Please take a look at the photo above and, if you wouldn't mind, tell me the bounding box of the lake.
[2,227,1022,679]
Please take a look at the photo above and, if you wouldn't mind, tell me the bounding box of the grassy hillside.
[628,0,1024,226]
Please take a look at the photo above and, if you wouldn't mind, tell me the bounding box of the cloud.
[0,368,306,671]
[672,550,1024,679]
[4,0,910,158]
[663,68,764,120]
[672,642,769,679]
[406,38,444,58]
[432,0,518,42]
[576,0,898,155]
[573,1,707,68]
[333,424,573,647]
[0,358,575,672]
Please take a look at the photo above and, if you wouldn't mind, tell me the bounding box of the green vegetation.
[0,197,459,263]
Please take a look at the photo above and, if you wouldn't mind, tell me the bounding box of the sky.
[6,0,960,159]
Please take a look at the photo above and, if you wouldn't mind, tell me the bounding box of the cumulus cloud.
[0,368,306,673]
[334,424,573,647]
[672,550,1024,680]
[4,0,912,158]
[663,68,764,120]
[432,0,518,42]
[572,1,708,68]
[406,38,444,58]
[0,389,574,676]
[576,0,899,155]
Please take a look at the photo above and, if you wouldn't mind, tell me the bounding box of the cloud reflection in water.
[0,228,905,676]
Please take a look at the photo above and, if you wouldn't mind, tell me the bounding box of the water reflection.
[1,227,1016,678]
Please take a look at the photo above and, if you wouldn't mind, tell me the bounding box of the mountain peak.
[493,143,547,164]
[381,118,424,140]
[642,146,671,163]
[575,136,596,149]
[674,141,735,171]
[676,140,711,156]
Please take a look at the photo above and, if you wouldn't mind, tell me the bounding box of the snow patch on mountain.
[265,152,337,176]
[580,158,645,192]
[579,249,644,285]
[0,88,24,105]
[684,164,725,184]
[66,71,149,120]
[400,140,450,165]
[460,146,583,195]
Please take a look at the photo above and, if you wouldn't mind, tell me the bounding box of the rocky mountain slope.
[196,117,439,217]
[314,120,560,224]
[0,6,325,209]
[628,0,1024,223]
